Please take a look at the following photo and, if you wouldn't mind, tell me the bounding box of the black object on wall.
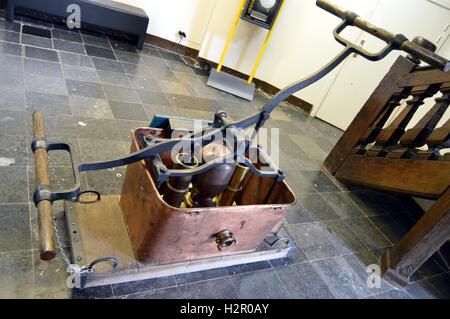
[241,0,284,30]
[0,0,6,10]
[6,0,149,49]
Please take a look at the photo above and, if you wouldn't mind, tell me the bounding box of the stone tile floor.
[0,13,449,299]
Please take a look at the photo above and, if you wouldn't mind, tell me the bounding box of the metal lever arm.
[316,0,450,71]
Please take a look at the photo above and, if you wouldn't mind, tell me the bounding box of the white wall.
[117,0,449,111]
[116,0,386,106]
[199,0,380,107]
[115,0,217,49]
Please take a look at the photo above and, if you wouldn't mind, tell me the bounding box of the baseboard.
[145,34,313,114]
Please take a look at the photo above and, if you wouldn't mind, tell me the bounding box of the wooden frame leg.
[381,188,450,288]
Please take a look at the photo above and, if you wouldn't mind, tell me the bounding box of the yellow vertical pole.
[217,0,248,73]
[248,0,286,83]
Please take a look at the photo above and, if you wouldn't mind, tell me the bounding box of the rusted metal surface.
[120,128,296,265]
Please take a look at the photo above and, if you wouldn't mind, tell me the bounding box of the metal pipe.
[163,153,199,208]
[218,163,250,206]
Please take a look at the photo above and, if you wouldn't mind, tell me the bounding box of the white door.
[314,0,450,130]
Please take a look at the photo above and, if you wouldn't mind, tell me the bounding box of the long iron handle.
[32,112,56,261]
[316,0,450,71]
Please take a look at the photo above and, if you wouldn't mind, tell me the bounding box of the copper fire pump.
[185,143,236,208]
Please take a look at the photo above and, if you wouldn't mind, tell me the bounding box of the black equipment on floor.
[6,0,149,49]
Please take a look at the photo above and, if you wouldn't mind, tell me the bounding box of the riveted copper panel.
[120,128,296,265]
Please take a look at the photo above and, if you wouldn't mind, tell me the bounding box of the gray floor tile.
[78,138,127,163]
[343,251,394,294]
[175,268,229,286]
[351,190,408,217]
[269,246,308,268]
[428,273,450,298]
[0,134,27,167]
[0,29,20,43]
[33,250,71,299]
[103,84,140,103]
[0,88,25,111]
[52,28,82,43]
[121,61,152,76]
[226,261,272,276]
[128,74,161,92]
[71,285,114,299]
[116,119,150,142]
[85,45,116,60]
[53,39,86,54]
[231,269,289,299]
[275,262,334,299]
[321,192,365,220]
[0,69,24,91]
[69,96,113,119]
[0,166,28,203]
[0,53,23,71]
[285,201,314,225]
[374,289,412,299]
[0,41,22,56]
[24,58,63,78]
[96,69,131,87]
[405,280,443,299]
[174,277,239,299]
[114,50,142,64]
[0,250,34,298]
[368,215,408,244]
[0,110,27,136]
[0,19,21,33]
[109,101,148,121]
[82,34,111,49]
[297,193,340,222]
[0,204,31,252]
[62,65,99,83]
[93,57,124,73]
[60,51,94,68]
[312,257,373,299]
[83,167,126,195]
[25,46,59,62]
[285,223,339,261]
[323,219,367,255]
[21,34,53,49]
[25,73,68,95]
[418,253,450,279]
[66,79,105,99]
[112,276,176,297]
[344,218,392,250]
[71,116,121,140]
[136,90,170,106]
[109,39,138,54]
[300,170,341,193]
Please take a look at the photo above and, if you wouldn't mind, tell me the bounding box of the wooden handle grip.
[32,112,56,261]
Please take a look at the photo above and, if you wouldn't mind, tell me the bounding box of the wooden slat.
[335,155,450,198]
[381,188,450,287]
[401,83,450,147]
[324,56,416,174]
[375,85,440,148]
[398,68,450,88]
[427,119,450,146]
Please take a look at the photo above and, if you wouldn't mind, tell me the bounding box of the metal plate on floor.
[207,68,256,101]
